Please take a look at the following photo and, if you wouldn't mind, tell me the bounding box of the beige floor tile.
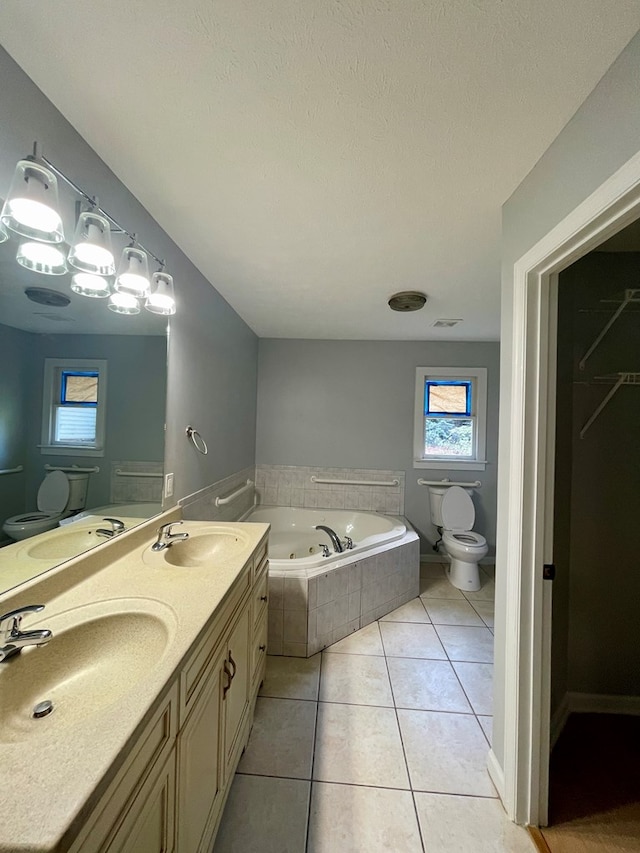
[420,561,447,578]
[379,621,447,659]
[238,697,316,779]
[453,661,493,715]
[435,624,494,663]
[463,579,496,601]
[388,657,471,712]
[214,775,310,853]
[307,782,423,853]
[420,574,466,599]
[320,652,393,706]
[414,792,535,852]
[481,564,496,579]
[398,709,496,796]
[259,653,321,701]
[471,599,495,628]
[479,715,493,745]
[314,702,409,788]
[327,621,384,655]
[379,597,431,623]
[424,598,485,626]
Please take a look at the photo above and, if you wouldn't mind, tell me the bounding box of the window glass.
[61,371,99,404]
[425,380,471,416]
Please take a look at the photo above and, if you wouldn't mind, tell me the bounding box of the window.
[41,359,107,456]
[413,367,487,470]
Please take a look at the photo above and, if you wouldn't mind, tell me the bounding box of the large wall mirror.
[0,225,168,595]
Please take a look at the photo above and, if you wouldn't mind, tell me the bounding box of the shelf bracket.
[580,372,640,438]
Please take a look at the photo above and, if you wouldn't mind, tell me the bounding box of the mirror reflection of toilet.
[428,484,488,591]
[2,470,90,541]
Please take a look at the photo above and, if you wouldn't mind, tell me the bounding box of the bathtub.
[246,506,420,657]
[247,506,407,570]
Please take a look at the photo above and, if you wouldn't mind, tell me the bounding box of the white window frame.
[40,358,107,457]
[413,366,487,470]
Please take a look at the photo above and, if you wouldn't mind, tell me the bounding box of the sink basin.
[0,598,176,743]
[145,526,250,568]
[26,528,107,560]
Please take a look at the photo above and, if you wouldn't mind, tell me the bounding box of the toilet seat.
[37,470,70,513]
[443,529,487,548]
[440,486,475,532]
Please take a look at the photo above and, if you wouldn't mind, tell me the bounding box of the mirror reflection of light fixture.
[16,240,67,275]
[68,209,115,275]
[145,271,176,315]
[108,291,140,315]
[70,272,111,298]
[1,159,64,243]
[0,220,9,244]
[115,244,150,297]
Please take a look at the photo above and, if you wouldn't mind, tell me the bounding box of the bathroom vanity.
[0,511,269,853]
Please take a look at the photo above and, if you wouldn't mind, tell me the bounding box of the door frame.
[497,149,640,826]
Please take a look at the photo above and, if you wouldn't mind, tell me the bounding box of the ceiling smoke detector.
[24,287,71,307]
[433,318,462,328]
[388,291,428,312]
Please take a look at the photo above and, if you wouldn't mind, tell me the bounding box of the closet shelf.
[580,372,640,439]
[579,289,640,370]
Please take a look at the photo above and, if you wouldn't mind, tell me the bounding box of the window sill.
[413,459,487,471]
[39,445,104,458]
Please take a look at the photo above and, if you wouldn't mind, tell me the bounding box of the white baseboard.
[551,691,640,748]
[486,748,506,807]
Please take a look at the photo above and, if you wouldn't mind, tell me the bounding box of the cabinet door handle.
[223,661,233,698]
[260,595,268,602]
[228,650,237,679]
[259,644,266,652]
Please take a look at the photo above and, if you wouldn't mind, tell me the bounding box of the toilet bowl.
[2,471,90,541]
[428,485,488,592]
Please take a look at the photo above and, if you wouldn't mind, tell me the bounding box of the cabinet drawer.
[180,565,250,723]
[253,568,269,627]
[70,683,178,853]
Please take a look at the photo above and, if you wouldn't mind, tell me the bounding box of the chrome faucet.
[315,525,344,553]
[96,517,125,538]
[0,604,52,662]
[151,521,190,551]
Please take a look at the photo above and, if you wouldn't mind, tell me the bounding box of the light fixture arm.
[39,148,165,268]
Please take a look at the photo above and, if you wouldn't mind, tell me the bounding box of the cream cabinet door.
[223,605,250,774]
[177,646,226,853]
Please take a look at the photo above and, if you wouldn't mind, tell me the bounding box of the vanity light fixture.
[1,153,65,244]
[70,272,111,298]
[108,291,140,315]
[16,241,68,275]
[145,270,176,316]
[1,141,178,317]
[68,208,115,276]
[115,242,150,297]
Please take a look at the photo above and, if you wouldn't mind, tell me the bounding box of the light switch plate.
[164,472,174,498]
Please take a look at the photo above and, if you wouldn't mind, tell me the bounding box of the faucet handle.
[159,520,183,535]
[102,517,125,532]
[318,543,330,558]
[0,604,45,638]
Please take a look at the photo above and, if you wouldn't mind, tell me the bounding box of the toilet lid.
[37,470,69,513]
[441,486,475,531]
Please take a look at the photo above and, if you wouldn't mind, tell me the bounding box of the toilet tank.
[65,473,89,512]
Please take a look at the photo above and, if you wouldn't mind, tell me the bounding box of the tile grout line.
[304,654,322,852]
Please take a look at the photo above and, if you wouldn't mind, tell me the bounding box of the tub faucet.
[315,525,344,553]
[0,604,52,662]
[96,517,125,538]
[151,521,189,551]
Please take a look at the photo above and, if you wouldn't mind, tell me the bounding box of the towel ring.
[186,425,208,455]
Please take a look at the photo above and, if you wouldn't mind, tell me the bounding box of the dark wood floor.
[539,713,640,853]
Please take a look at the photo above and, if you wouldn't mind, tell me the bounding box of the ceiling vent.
[24,287,71,307]
[388,291,428,312]
[433,318,462,328]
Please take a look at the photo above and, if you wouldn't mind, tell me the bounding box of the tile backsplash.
[255,465,405,515]
[180,466,256,522]
[110,461,163,503]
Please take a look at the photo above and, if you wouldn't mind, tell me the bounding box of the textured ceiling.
[0,1,639,340]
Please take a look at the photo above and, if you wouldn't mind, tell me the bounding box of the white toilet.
[428,485,488,591]
[2,470,90,541]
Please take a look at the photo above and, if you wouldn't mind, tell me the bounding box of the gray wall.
[256,339,500,553]
[495,32,640,771]
[0,47,258,507]
[559,253,639,697]
[0,324,31,525]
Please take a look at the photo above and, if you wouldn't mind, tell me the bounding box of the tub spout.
[315,525,344,553]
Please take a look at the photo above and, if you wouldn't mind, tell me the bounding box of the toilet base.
[446,558,481,592]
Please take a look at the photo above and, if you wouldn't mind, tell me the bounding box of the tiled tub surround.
[255,465,405,515]
[265,535,420,657]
